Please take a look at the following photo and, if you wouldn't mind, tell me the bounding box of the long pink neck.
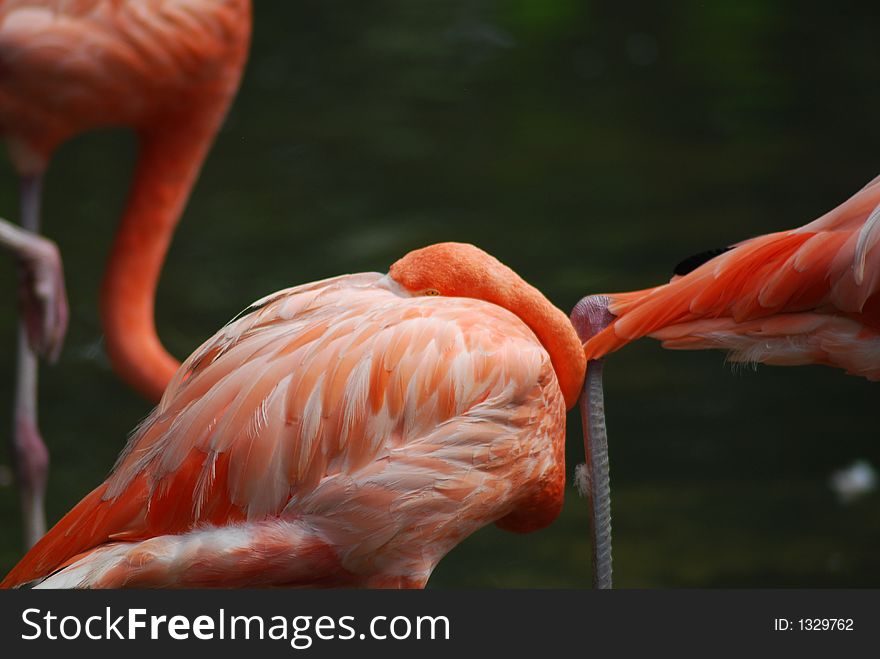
[98,2,252,404]
[507,281,587,409]
[99,110,228,403]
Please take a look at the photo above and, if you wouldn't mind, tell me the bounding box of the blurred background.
[1,0,879,587]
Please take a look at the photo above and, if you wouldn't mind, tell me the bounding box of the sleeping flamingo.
[570,173,880,589]
[1,243,588,589]
[0,0,252,547]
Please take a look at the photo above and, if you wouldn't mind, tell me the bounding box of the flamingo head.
[390,242,586,409]
[389,242,518,301]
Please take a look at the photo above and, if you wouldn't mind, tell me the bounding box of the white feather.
[853,202,880,285]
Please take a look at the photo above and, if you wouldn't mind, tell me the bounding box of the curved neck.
[99,3,251,404]
[99,110,227,403]
[506,282,587,409]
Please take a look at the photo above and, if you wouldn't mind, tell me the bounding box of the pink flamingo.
[1,243,588,588]
[0,0,252,547]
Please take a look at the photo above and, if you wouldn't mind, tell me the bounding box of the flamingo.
[0,0,252,547]
[0,243,588,589]
[569,173,880,589]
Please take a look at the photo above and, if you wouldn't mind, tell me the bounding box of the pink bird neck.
[99,99,244,403]
[98,3,252,403]
[505,280,587,409]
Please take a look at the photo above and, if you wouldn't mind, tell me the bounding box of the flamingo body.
[0,0,250,171]
[2,244,584,588]
[584,175,880,378]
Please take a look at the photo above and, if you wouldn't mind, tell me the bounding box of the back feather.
[584,175,880,374]
[2,272,564,587]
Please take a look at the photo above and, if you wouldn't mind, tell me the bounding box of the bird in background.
[569,173,880,589]
[0,0,252,548]
[1,243,588,589]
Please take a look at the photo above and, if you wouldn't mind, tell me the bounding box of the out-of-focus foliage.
[0,0,877,586]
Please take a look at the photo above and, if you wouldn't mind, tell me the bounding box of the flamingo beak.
[570,295,614,589]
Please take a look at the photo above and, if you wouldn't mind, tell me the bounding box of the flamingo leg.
[571,295,614,589]
[12,318,47,549]
[0,174,68,549]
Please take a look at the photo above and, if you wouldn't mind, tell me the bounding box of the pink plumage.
[2,244,585,588]
[584,174,880,379]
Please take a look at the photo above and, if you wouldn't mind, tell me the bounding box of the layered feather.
[2,272,567,588]
[583,175,880,379]
[0,0,251,161]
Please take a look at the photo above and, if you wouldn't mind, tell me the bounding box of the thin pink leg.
[0,174,67,548]
[12,323,47,548]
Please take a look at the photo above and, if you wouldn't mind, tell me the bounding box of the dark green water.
[1,1,878,587]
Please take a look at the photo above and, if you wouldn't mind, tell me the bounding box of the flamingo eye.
[424,288,441,296]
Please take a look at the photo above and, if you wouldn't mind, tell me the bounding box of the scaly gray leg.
[571,294,614,589]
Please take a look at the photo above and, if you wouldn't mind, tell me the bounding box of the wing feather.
[0,0,250,146]
[3,271,565,587]
[585,176,880,366]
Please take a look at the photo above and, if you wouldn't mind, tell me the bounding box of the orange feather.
[584,175,880,380]
[2,245,585,588]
